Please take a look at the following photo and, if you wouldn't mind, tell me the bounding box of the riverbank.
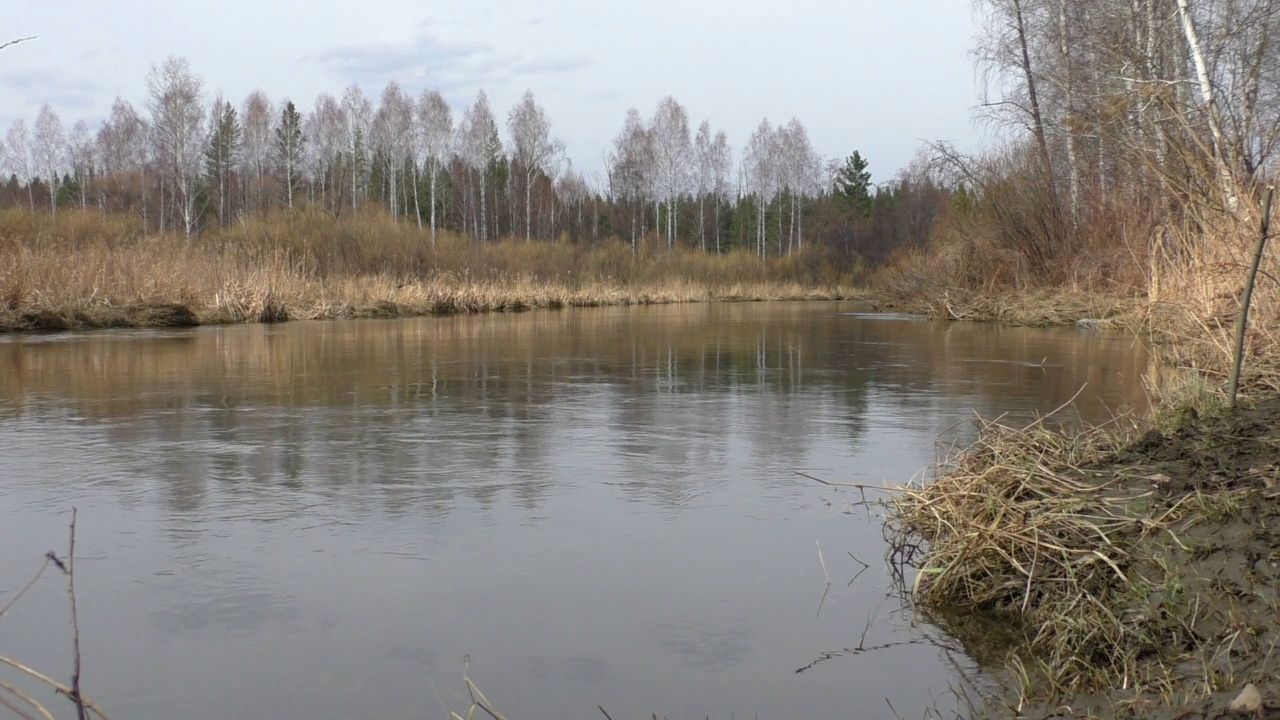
[879,284,1280,718]
[0,274,857,333]
[892,398,1280,719]
[0,209,860,334]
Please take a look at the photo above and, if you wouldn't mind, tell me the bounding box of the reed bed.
[0,209,859,333]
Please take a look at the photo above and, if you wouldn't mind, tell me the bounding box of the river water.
[0,303,1152,719]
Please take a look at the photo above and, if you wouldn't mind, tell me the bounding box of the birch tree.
[3,120,34,210]
[418,89,453,245]
[710,130,732,253]
[305,93,345,215]
[340,84,372,209]
[507,89,563,241]
[147,56,205,236]
[97,99,148,221]
[241,90,274,214]
[607,107,653,251]
[778,118,819,252]
[693,120,714,250]
[743,119,778,257]
[67,120,94,210]
[33,105,65,216]
[459,91,502,242]
[555,160,589,240]
[372,82,413,221]
[650,97,691,248]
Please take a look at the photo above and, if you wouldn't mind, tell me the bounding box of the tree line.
[933,0,1280,288]
[0,55,945,267]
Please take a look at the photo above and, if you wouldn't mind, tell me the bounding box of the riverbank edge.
[0,282,866,334]
[880,287,1280,719]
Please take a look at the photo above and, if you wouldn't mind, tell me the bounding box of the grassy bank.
[889,396,1280,718]
[866,168,1280,714]
[875,251,1280,714]
[0,209,859,333]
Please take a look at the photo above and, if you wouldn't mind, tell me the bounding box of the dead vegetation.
[0,209,859,334]
[888,393,1280,718]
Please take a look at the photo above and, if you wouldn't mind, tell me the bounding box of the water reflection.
[0,303,1153,719]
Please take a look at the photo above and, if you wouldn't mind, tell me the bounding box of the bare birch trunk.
[1176,0,1236,203]
[1058,0,1080,224]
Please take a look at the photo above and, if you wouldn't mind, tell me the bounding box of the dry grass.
[888,396,1280,714]
[888,417,1171,701]
[0,209,860,332]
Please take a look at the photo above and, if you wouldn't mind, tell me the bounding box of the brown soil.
[942,400,1280,718]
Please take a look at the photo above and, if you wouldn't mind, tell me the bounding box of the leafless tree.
[96,98,148,222]
[507,89,564,241]
[710,129,732,253]
[372,81,414,222]
[975,0,1056,195]
[778,118,821,253]
[305,93,345,215]
[340,84,372,209]
[694,120,714,250]
[241,90,274,214]
[650,97,691,248]
[3,120,35,210]
[607,107,653,251]
[458,90,502,242]
[555,159,590,240]
[418,89,453,245]
[67,120,94,210]
[147,56,204,236]
[34,105,65,216]
[743,119,779,257]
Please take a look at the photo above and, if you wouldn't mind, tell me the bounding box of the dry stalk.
[0,508,110,720]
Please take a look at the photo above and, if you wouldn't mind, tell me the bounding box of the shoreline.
[881,288,1280,719]
[0,281,865,335]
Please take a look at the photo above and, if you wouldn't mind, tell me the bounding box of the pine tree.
[835,151,872,216]
[204,101,240,226]
[275,100,304,209]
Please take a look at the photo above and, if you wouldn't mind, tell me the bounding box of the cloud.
[313,31,589,97]
[2,68,98,110]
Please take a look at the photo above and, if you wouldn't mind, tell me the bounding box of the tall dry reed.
[0,209,859,331]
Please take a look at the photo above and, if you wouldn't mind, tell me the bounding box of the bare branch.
[0,37,35,52]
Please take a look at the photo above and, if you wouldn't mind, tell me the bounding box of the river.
[0,302,1152,719]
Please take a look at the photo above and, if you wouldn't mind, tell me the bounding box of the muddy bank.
[891,397,1280,719]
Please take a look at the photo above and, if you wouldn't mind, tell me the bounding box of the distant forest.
[0,57,945,268]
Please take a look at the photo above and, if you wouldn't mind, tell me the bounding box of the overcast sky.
[3,0,987,184]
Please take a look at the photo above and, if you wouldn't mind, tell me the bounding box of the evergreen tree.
[834,151,872,216]
[275,100,304,209]
[204,100,241,226]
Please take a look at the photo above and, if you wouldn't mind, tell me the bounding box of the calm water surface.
[0,303,1152,719]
